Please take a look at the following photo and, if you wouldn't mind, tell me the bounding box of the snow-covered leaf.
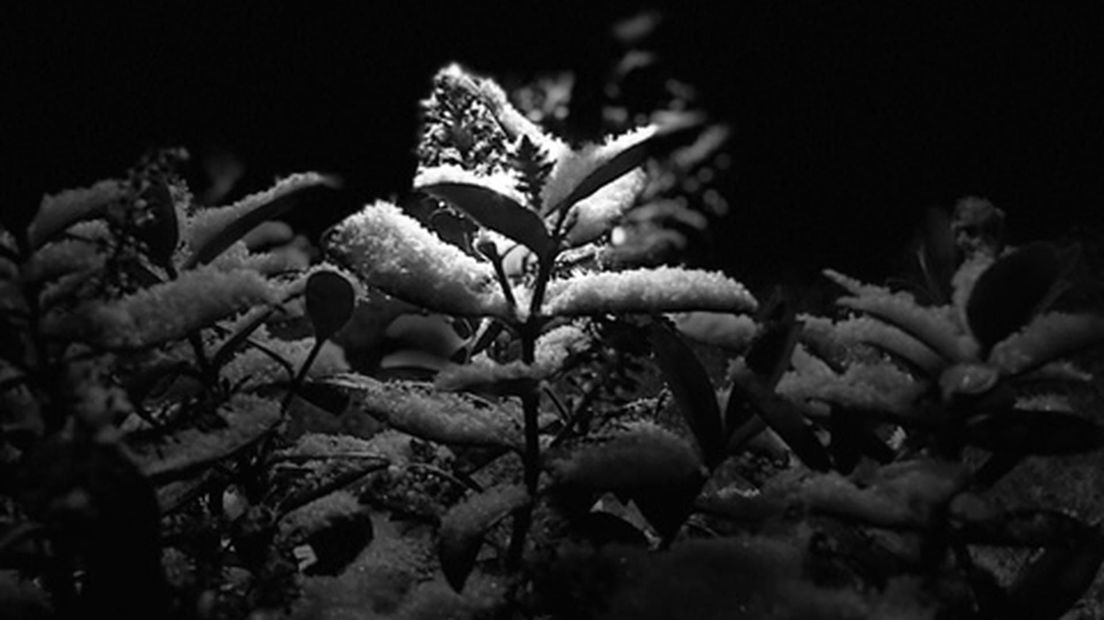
[129,394,282,482]
[543,266,756,317]
[989,312,1104,376]
[183,172,339,268]
[317,373,523,449]
[416,170,554,258]
[326,201,510,318]
[438,483,529,592]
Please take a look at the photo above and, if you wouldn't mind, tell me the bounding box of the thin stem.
[281,337,324,411]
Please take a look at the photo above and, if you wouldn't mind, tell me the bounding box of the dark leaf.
[306,271,356,339]
[744,303,800,389]
[420,182,554,258]
[971,450,1027,490]
[572,510,649,548]
[469,319,506,357]
[828,407,896,472]
[915,207,958,305]
[301,510,374,575]
[647,320,725,469]
[135,178,179,270]
[545,113,706,217]
[730,370,832,472]
[636,482,703,542]
[122,360,192,409]
[438,483,529,592]
[294,381,351,415]
[827,409,863,474]
[721,381,757,447]
[965,409,1104,455]
[966,242,1064,352]
[1003,524,1104,619]
[184,173,340,269]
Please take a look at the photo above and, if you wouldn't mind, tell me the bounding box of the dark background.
[4,2,1103,290]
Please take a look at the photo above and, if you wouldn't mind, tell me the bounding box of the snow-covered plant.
[316,63,758,596]
[0,150,363,616]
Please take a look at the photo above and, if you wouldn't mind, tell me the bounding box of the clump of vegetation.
[2,30,1104,620]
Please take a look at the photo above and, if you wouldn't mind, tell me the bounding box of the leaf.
[547,422,705,494]
[293,381,351,415]
[325,201,509,318]
[438,483,529,592]
[277,491,374,576]
[305,270,356,339]
[730,369,832,472]
[647,320,725,469]
[966,242,1066,353]
[955,510,1092,547]
[184,173,339,269]
[832,316,946,377]
[27,179,126,248]
[544,266,757,317]
[434,359,544,396]
[1003,524,1104,619]
[128,394,282,483]
[744,310,800,390]
[419,182,554,258]
[571,509,650,548]
[964,409,1104,455]
[135,178,179,270]
[989,312,1104,376]
[825,269,967,363]
[545,113,705,217]
[804,460,968,527]
[826,408,865,474]
[915,206,958,305]
[721,383,758,449]
[385,314,469,360]
[317,373,523,449]
[971,450,1027,490]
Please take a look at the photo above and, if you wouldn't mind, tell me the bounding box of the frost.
[434,357,545,395]
[547,421,704,492]
[534,322,592,370]
[826,268,972,362]
[179,172,334,265]
[989,312,1104,376]
[777,345,925,415]
[560,168,647,246]
[831,316,945,375]
[221,335,349,391]
[543,266,757,317]
[433,63,568,161]
[669,311,760,350]
[540,125,657,213]
[413,165,527,207]
[129,394,282,480]
[327,201,511,318]
[49,267,278,349]
[323,373,524,449]
[28,179,125,248]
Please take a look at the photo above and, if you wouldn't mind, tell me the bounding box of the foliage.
[2,32,1104,620]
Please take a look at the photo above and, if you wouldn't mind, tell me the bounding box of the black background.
[4,2,1103,290]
